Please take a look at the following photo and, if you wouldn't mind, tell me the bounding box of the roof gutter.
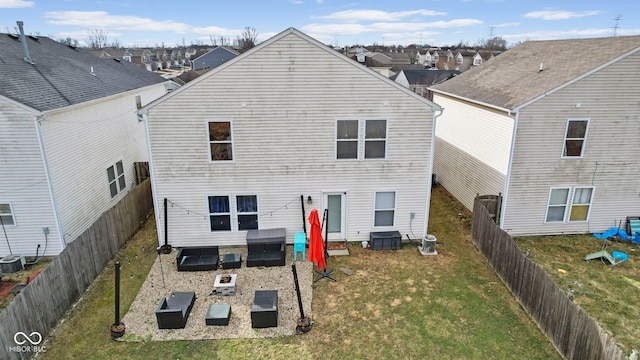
[429,88,513,114]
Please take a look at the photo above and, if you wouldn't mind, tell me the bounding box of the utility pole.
[489,26,496,38]
[612,14,622,36]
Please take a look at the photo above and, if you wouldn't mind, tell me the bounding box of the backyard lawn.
[514,232,640,355]
[37,186,562,359]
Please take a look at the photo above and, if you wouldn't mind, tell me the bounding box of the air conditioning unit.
[419,234,437,256]
[0,255,26,273]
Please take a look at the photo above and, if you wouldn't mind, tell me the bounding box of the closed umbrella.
[307,208,326,270]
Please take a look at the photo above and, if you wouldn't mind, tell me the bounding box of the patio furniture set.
[155,228,287,330]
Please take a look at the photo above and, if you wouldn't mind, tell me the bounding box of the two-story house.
[141,28,441,248]
[0,29,170,257]
[430,35,640,236]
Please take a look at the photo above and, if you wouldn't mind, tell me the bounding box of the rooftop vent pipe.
[16,21,34,64]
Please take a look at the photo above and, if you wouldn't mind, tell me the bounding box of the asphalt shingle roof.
[402,69,460,85]
[430,35,640,110]
[0,33,167,112]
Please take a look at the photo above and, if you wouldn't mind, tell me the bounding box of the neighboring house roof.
[173,68,214,85]
[431,36,640,110]
[402,69,460,86]
[0,34,167,112]
[191,47,239,69]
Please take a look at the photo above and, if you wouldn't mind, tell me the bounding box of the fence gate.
[477,193,502,224]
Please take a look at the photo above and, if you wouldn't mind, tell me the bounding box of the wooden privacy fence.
[471,196,626,360]
[0,179,153,360]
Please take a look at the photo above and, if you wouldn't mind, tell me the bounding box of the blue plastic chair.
[293,232,307,261]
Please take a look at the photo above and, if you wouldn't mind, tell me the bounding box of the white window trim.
[236,194,260,231]
[544,186,595,224]
[364,118,388,160]
[208,195,232,232]
[0,202,16,227]
[544,187,570,223]
[207,119,235,163]
[561,118,590,159]
[335,118,360,161]
[207,194,260,233]
[373,190,397,228]
[569,186,595,222]
[107,160,126,199]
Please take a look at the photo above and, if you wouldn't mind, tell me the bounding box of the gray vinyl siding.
[0,98,61,256]
[432,93,513,211]
[38,85,166,243]
[147,32,435,247]
[503,51,640,235]
[433,137,506,211]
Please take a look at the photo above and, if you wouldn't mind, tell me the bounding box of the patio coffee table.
[205,303,231,326]
[214,273,237,296]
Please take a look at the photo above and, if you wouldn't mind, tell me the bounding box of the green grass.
[38,187,561,359]
[514,233,640,354]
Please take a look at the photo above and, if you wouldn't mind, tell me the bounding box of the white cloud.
[493,22,519,28]
[43,10,252,37]
[0,0,33,8]
[320,9,446,22]
[524,10,602,21]
[503,28,613,41]
[303,18,481,37]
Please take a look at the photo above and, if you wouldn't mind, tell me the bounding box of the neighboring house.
[0,31,170,257]
[393,69,459,100]
[141,28,441,248]
[190,47,239,70]
[430,35,640,236]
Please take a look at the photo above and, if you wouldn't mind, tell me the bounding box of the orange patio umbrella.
[307,208,326,270]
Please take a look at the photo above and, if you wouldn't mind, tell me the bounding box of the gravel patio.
[119,246,314,341]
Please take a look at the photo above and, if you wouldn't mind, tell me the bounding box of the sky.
[1,0,639,48]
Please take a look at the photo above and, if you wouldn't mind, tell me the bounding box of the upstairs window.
[208,121,233,161]
[107,161,126,198]
[473,56,482,66]
[0,203,16,226]
[365,119,387,159]
[562,119,589,158]
[336,119,359,159]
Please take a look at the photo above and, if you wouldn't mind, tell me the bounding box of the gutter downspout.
[35,115,66,252]
[423,108,444,239]
[142,110,163,249]
[499,110,518,229]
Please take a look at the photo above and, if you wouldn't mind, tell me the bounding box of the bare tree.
[476,36,507,51]
[55,36,79,47]
[210,35,230,46]
[235,27,258,50]
[87,28,108,49]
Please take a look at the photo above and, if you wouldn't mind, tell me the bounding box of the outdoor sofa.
[246,228,286,267]
[176,246,219,271]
